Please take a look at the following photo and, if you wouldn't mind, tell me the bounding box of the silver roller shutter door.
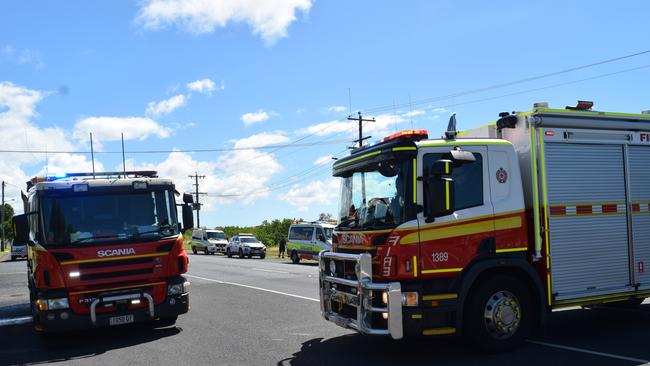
[545,143,632,300]
[628,146,650,291]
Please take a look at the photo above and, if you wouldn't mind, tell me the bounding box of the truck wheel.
[464,275,533,352]
[291,251,300,264]
[238,249,244,258]
[227,248,232,258]
[607,297,645,308]
[192,246,197,254]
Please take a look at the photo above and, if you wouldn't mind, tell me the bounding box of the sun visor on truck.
[332,140,418,178]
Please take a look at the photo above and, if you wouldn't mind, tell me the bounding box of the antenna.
[121,133,127,178]
[445,113,458,140]
[90,132,96,179]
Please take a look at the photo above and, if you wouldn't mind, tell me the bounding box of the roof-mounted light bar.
[383,129,429,142]
[566,100,594,111]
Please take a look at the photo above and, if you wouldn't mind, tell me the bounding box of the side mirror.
[318,234,326,243]
[183,193,194,204]
[181,204,194,233]
[12,214,30,245]
[425,159,456,221]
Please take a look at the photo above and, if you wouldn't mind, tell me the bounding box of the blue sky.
[1,0,650,226]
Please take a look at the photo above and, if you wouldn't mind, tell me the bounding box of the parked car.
[227,233,266,259]
[10,239,27,261]
[191,228,228,255]
[286,222,333,264]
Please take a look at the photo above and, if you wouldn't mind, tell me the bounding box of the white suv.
[227,234,266,259]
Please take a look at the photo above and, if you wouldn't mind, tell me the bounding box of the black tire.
[156,316,178,327]
[291,251,300,264]
[247,254,252,259]
[238,249,244,259]
[464,275,533,353]
[192,246,197,254]
[260,254,266,259]
[227,248,232,258]
[10,255,16,261]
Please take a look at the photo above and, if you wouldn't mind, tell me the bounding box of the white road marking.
[185,274,319,302]
[0,316,32,327]
[252,268,290,274]
[527,340,650,364]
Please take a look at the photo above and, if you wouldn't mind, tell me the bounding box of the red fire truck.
[12,171,194,332]
[319,101,650,351]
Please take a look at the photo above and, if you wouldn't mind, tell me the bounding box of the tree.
[1,203,14,245]
[318,212,333,221]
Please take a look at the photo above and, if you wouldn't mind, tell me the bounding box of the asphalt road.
[1,254,650,366]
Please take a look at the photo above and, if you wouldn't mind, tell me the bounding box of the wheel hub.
[483,290,521,339]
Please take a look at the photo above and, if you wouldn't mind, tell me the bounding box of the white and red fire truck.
[13,171,194,332]
[319,101,650,351]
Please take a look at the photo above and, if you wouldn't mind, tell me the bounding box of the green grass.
[0,244,10,260]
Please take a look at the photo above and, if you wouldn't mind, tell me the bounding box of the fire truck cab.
[319,102,650,351]
[13,171,194,333]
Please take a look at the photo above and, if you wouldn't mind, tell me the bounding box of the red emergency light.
[383,129,429,142]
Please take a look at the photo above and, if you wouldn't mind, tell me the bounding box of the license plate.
[109,314,134,326]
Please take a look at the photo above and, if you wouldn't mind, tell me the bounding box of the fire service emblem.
[496,168,508,184]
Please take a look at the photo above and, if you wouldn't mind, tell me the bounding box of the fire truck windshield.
[337,159,409,230]
[41,190,179,247]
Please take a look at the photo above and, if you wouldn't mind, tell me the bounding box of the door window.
[423,153,484,211]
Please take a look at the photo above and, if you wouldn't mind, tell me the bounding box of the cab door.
[417,145,493,276]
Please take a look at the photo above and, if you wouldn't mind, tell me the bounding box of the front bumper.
[319,251,403,339]
[243,247,266,256]
[35,279,189,332]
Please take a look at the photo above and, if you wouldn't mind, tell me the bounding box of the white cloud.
[0,81,96,212]
[137,0,313,45]
[74,116,172,144]
[403,109,425,117]
[326,105,347,113]
[232,131,290,149]
[240,110,270,125]
[132,132,288,208]
[0,45,44,70]
[296,119,353,136]
[314,155,333,166]
[186,78,219,94]
[280,178,339,212]
[146,94,186,116]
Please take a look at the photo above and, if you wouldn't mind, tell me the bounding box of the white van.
[286,222,334,264]
[191,228,228,255]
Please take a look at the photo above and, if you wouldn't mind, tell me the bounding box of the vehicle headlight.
[168,281,190,295]
[42,298,69,310]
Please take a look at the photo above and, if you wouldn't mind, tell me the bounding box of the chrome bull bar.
[319,250,403,339]
[90,292,154,325]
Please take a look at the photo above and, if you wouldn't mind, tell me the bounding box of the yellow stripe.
[336,244,373,250]
[411,314,422,319]
[333,229,393,235]
[413,255,418,278]
[495,247,527,253]
[445,180,450,210]
[421,267,463,274]
[61,252,166,265]
[445,161,450,174]
[401,216,521,245]
[422,327,456,336]
[392,147,416,151]
[418,141,512,147]
[530,128,541,258]
[69,281,166,296]
[422,293,457,301]
[333,150,381,167]
[412,158,417,203]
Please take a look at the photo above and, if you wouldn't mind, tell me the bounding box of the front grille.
[80,268,153,281]
[79,257,153,269]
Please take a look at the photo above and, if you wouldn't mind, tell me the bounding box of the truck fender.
[454,256,546,336]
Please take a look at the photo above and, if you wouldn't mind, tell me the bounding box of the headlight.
[167,281,190,295]
[40,298,69,310]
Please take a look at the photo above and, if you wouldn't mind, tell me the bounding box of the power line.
[189,172,207,228]
[361,49,650,115]
[0,138,351,155]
